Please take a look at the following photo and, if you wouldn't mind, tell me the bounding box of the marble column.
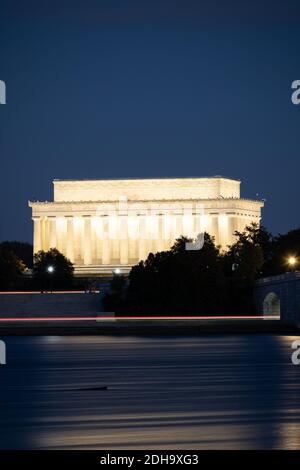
[169,214,176,247]
[162,213,171,250]
[218,213,229,250]
[128,215,138,263]
[228,215,238,245]
[48,216,57,249]
[138,217,147,261]
[56,218,66,254]
[120,216,129,265]
[175,213,183,239]
[202,213,212,237]
[33,217,42,253]
[83,215,92,265]
[94,217,103,265]
[157,215,165,252]
[41,217,48,251]
[211,215,219,246]
[66,216,74,262]
[102,217,110,265]
[194,209,201,240]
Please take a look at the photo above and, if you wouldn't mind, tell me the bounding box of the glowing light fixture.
[287,256,297,270]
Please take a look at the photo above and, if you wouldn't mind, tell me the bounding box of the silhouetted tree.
[109,234,230,315]
[103,274,128,313]
[0,241,33,268]
[221,223,268,313]
[223,224,265,280]
[0,247,26,290]
[33,248,74,290]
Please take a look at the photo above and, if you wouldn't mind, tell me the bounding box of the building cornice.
[29,197,264,206]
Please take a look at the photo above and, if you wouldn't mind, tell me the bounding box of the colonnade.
[32,211,248,266]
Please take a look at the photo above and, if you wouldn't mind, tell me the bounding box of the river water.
[0,334,300,449]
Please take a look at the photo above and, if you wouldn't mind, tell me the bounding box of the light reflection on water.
[0,334,299,449]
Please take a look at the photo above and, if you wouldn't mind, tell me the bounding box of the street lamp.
[113,268,121,275]
[47,265,55,292]
[287,256,297,271]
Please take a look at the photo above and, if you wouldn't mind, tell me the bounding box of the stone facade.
[29,176,264,276]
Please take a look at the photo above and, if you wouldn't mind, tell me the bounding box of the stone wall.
[254,272,300,325]
[0,292,101,317]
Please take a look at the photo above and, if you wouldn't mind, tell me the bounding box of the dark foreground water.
[0,335,300,449]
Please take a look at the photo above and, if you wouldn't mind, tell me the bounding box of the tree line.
[0,224,300,315]
[103,224,300,315]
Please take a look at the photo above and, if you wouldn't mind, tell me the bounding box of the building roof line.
[52,175,241,183]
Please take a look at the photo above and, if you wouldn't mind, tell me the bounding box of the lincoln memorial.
[29,177,264,276]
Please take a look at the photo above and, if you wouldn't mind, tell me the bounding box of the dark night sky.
[1,0,300,242]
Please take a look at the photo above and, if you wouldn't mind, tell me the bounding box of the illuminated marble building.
[29,177,264,276]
